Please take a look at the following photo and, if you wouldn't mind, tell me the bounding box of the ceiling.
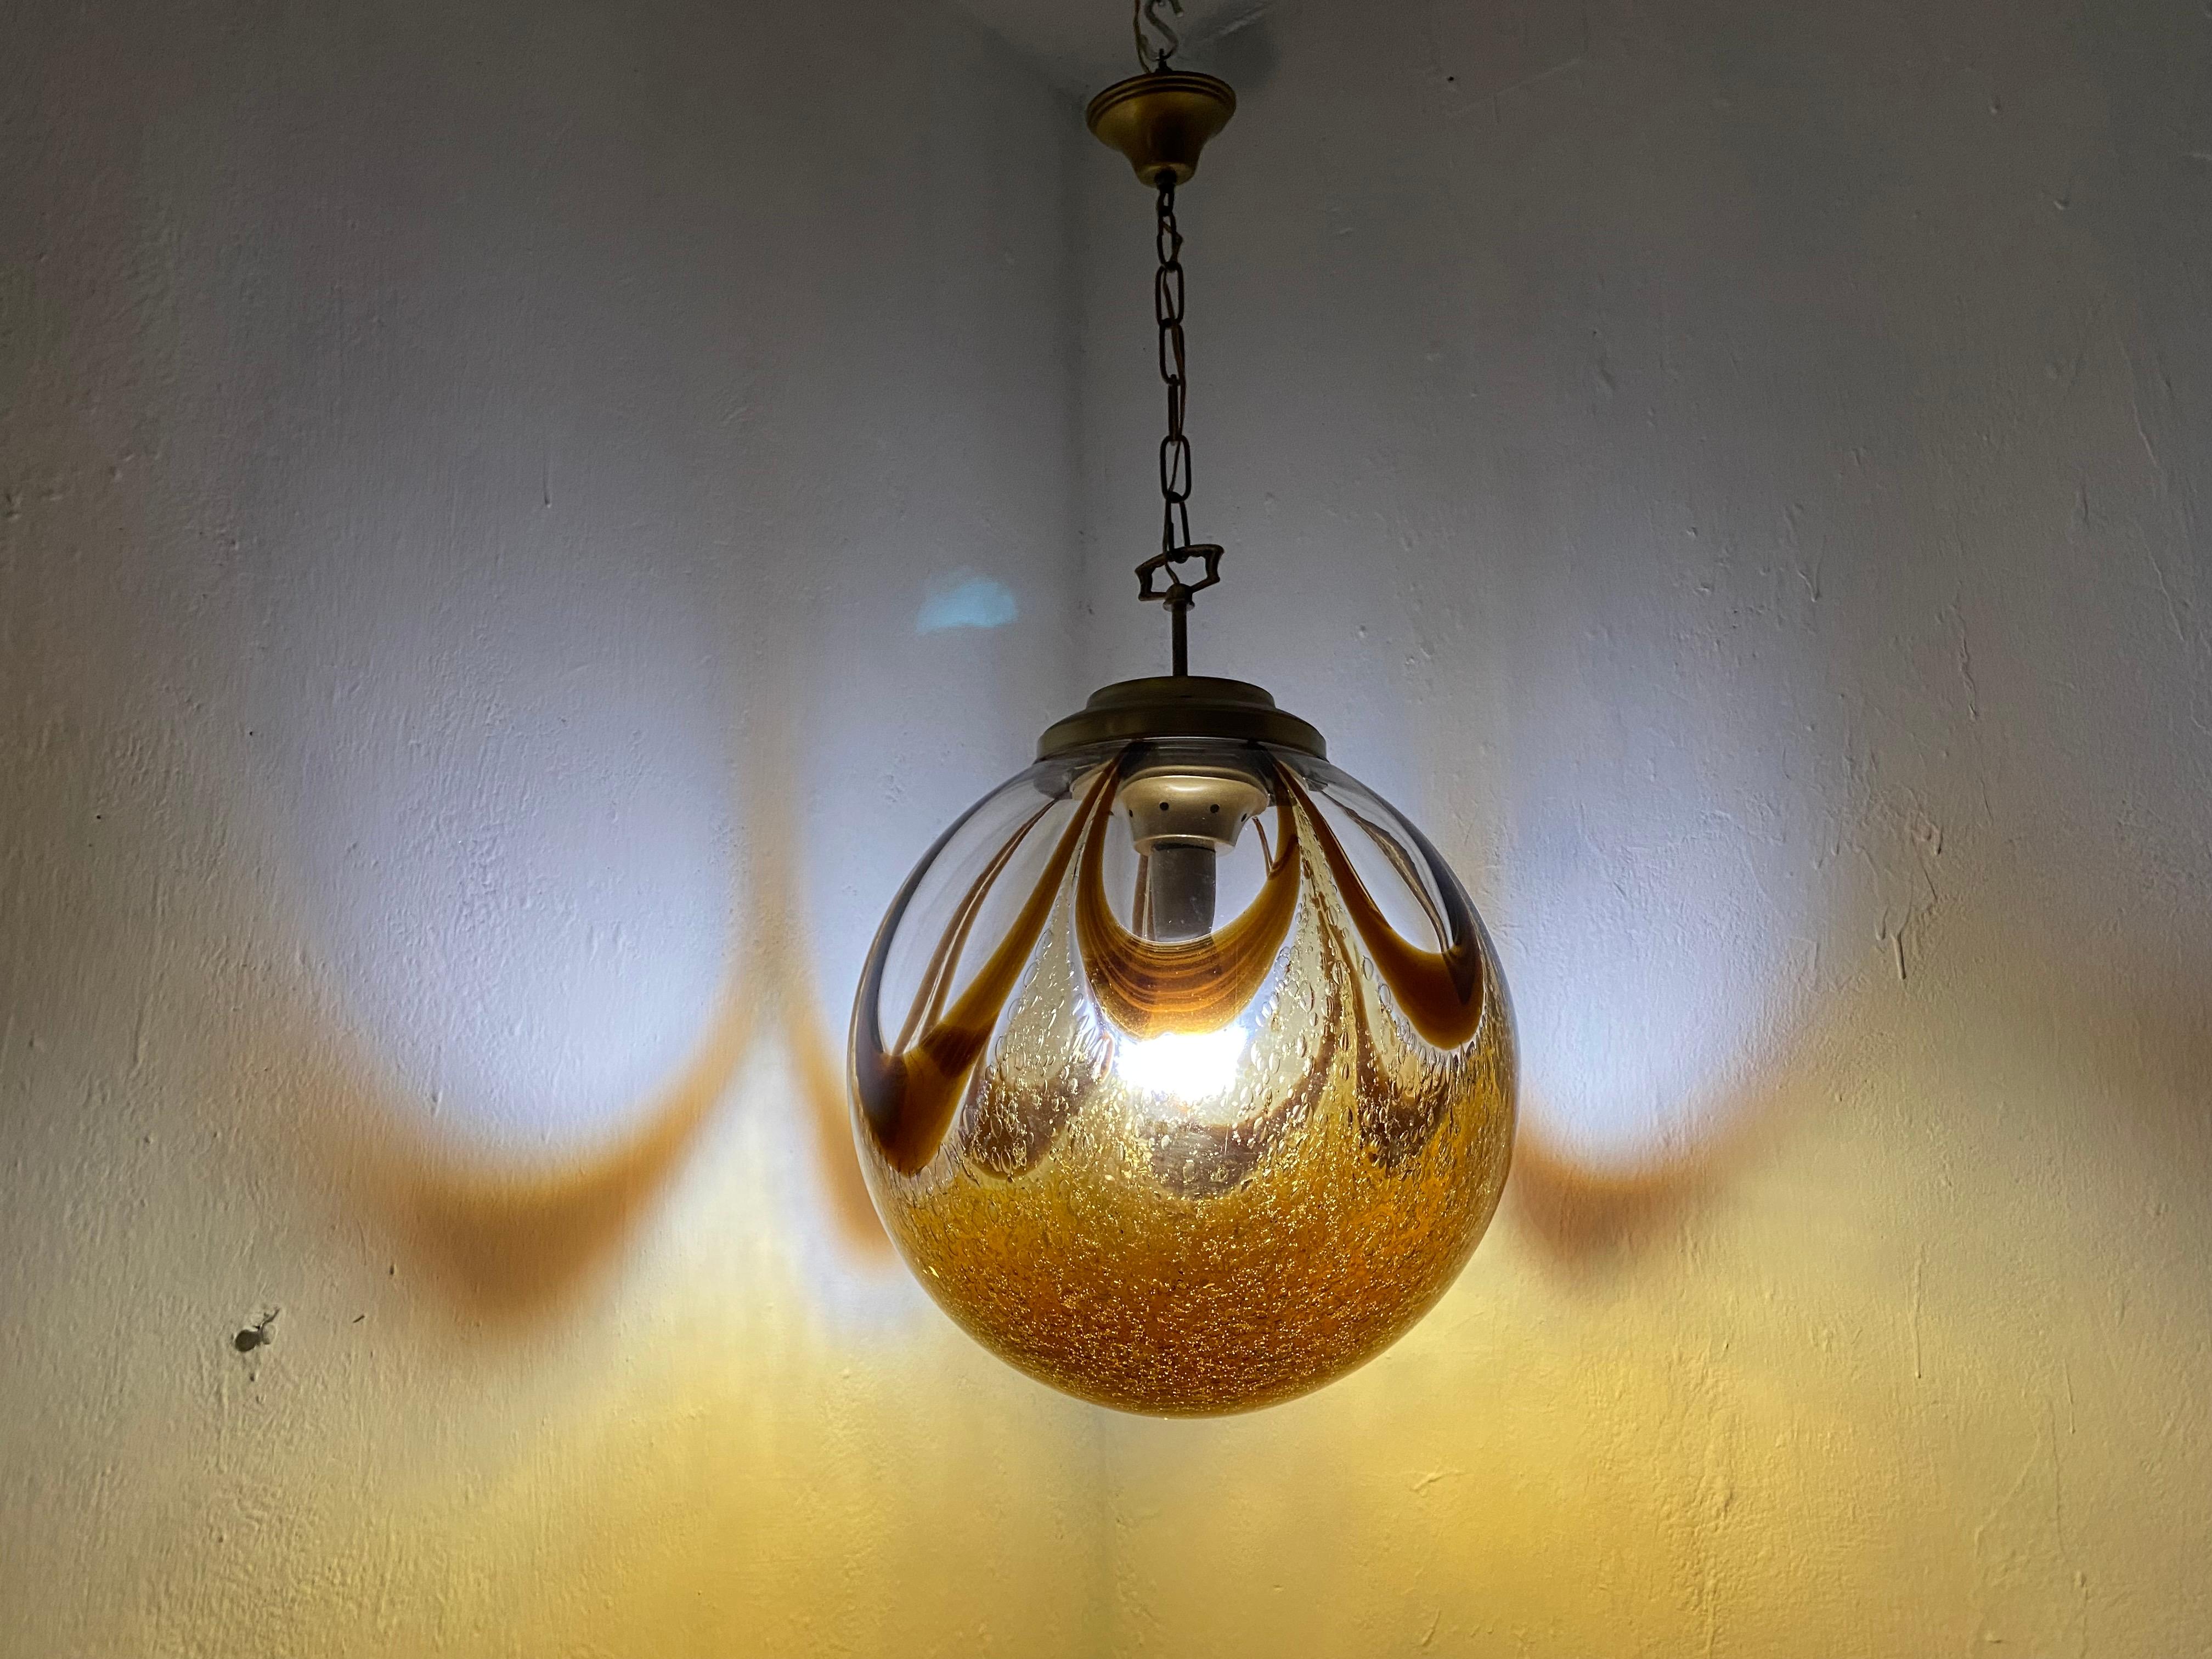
[947,0,1276,91]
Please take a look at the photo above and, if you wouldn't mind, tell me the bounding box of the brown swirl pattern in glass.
[850,739,1515,1414]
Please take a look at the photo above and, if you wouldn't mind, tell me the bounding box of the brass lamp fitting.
[1085,70,1237,185]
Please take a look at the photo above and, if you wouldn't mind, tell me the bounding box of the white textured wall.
[1077,0,2212,1650]
[1,3,1103,1654]
[3,0,2210,1652]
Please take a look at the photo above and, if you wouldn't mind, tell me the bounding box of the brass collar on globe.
[1036,676,1327,760]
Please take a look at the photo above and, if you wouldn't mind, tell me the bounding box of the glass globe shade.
[850,689,1515,1415]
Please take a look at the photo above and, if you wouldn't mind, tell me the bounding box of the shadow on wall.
[229,470,1839,1320]
[14,455,2192,1354]
[1509,1105,1775,1271]
[303,758,895,1322]
[296,737,1817,1321]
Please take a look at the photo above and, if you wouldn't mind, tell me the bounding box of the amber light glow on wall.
[3,0,2210,1655]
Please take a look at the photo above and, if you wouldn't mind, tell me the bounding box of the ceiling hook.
[1135,0,1184,71]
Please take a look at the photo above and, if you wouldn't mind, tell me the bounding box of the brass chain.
[1127,0,1220,675]
[1133,172,1222,675]
[1154,174,1192,556]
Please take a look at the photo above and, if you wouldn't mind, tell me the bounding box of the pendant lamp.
[847,2,1517,1415]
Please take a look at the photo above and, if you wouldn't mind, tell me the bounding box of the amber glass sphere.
[849,726,1515,1414]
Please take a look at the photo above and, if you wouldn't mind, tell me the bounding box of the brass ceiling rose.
[1085,70,1237,185]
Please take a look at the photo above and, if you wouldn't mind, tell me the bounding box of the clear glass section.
[850,737,1516,1415]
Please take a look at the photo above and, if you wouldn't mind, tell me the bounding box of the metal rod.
[1171,600,1189,676]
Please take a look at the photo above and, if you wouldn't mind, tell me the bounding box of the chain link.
[1154,174,1192,555]
[1127,0,1220,676]
[1133,172,1222,675]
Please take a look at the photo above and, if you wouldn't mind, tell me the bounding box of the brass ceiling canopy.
[1085,69,1237,185]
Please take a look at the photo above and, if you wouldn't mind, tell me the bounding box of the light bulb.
[849,680,1516,1415]
[1113,1024,1250,1099]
